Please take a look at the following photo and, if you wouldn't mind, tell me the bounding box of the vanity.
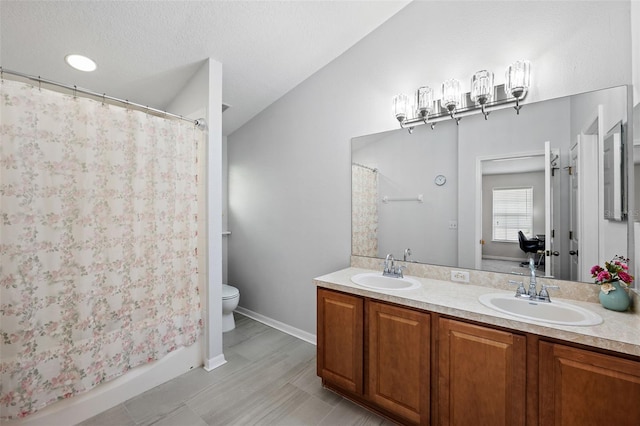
[314,263,640,426]
[330,78,640,424]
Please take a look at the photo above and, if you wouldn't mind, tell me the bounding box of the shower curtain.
[351,164,378,257]
[0,79,202,419]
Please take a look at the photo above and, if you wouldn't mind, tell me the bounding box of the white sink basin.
[478,293,603,326]
[351,273,421,291]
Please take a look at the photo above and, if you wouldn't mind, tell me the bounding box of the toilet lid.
[222,284,239,300]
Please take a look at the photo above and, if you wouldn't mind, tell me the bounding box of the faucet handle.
[539,284,559,301]
[395,265,407,278]
[508,280,527,297]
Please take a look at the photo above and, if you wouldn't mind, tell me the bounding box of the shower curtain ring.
[73,85,77,99]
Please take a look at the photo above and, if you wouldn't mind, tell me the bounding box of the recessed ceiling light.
[64,54,97,72]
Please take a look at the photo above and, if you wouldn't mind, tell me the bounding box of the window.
[492,187,533,242]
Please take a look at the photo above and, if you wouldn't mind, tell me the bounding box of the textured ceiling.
[0,0,410,135]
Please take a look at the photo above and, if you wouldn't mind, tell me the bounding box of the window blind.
[492,187,533,242]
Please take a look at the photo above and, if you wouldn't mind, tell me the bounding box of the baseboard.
[203,353,227,371]
[235,307,317,346]
[482,255,526,262]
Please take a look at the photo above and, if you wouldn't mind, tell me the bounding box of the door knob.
[569,250,577,256]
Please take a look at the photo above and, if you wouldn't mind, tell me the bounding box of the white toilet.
[222,284,240,332]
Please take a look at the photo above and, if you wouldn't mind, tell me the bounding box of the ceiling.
[0,0,410,136]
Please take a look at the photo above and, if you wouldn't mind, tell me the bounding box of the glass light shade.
[415,86,434,119]
[393,93,410,123]
[471,70,494,105]
[442,79,461,111]
[505,60,531,99]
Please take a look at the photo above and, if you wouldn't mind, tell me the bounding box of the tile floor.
[79,313,394,426]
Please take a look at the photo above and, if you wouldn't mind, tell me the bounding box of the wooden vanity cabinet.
[317,289,430,425]
[317,287,640,426]
[438,318,527,426]
[368,300,431,425]
[317,288,364,394]
[539,342,640,426]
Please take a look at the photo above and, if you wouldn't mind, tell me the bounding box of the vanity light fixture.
[505,60,531,114]
[393,93,410,125]
[442,79,462,123]
[392,60,531,132]
[471,70,494,120]
[415,86,434,121]
[64,54,97,72]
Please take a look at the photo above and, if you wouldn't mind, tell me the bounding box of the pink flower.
[618,271,633,284]
[596,270,611,282]
[615,261,629,270]
[590,265,603,275]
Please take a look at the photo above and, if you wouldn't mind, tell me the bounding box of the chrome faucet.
[403,248,412,262]
[510,259,558,302]
[528,258,538,297]
[383,253,406,278]
[383,253,395,275]
[509,280,527,297]
[537,283,560,302]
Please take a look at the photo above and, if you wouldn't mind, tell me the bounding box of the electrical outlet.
[451,270,470,283]
[449,220,458,229]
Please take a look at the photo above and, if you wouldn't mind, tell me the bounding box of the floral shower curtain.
[351,164,378,257]
[0,79,202,419]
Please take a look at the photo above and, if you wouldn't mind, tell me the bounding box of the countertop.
[314,267,640,357]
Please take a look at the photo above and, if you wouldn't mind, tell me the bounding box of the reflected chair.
[518,230,545,268]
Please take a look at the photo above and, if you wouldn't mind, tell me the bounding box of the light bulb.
[393,93,410,124]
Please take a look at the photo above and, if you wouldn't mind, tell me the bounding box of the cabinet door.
[317,288,364,394]
[438,318,526,426]
[368,300,430,425]
[539,342,640,426]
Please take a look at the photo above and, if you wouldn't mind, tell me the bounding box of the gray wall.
[352,122,459,266]
[227,1,631,335]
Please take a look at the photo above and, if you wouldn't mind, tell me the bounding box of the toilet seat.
[222,284,239,300]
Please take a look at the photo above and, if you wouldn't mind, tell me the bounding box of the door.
[368,301,430,425]
[573,109,601,281]
[544,142,559,278]
[603,122,623,221]
[317,288,364,394]
[539,342,640,425]
[569,140,580,281]
[438,318,526,426]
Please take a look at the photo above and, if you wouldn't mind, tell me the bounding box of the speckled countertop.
[314,267,640,357]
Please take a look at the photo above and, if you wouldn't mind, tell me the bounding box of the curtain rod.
[0,67,206,129]
[352,162,378,173]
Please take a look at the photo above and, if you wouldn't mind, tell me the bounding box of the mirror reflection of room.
[352,85,629,283]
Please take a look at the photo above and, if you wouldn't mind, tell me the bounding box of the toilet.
[222,284,240,332]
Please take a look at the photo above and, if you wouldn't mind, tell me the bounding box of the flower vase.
[598,280,630,312]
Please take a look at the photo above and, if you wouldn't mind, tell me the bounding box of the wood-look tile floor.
[79,313,395,426]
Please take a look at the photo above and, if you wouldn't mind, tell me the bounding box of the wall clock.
[434,174,446,186]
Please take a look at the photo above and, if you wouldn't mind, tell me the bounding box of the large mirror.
[352,85,633,283]
[633,100,639,287]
